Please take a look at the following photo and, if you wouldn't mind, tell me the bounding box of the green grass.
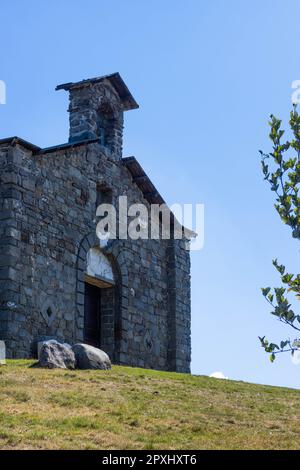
[0,360,299,449]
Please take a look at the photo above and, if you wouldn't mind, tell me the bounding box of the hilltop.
[0,360,299,450]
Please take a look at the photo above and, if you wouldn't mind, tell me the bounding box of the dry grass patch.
[0,360,299,449]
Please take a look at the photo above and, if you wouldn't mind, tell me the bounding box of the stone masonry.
[0,73,192,372]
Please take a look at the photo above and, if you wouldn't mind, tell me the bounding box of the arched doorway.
[76,233,129,364]
[84,247,115,351]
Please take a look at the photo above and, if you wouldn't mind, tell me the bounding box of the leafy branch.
[259,106,300,361]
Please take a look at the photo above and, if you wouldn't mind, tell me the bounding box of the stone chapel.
[0,73,192,372]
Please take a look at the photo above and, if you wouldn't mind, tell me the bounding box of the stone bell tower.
[56,73,139,159]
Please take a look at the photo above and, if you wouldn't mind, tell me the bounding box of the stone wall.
[167,238,191,373]
[0,140,191,372]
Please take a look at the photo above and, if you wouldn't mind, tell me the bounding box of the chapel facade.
[0,73,192,372]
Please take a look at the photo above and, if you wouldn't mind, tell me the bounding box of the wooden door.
[84,282,101,347]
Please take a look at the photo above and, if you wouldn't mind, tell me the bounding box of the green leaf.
[262,287,271,297]
[270,353,276,363]
[259,336,267,347]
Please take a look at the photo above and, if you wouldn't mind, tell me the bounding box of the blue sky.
[1,0,300,388]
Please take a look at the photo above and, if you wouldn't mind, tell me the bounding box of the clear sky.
[1,0,300,388]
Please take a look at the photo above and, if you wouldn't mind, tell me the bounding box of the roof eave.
[122,156,197,239]
[0,136,41,153]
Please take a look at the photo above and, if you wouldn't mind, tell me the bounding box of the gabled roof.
[122,157,165,205]
[122,156,197,239]
[56,72,139,111]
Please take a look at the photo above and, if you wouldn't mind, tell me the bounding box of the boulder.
[37,339,71,361]
[32,335,61,358]
[72,343,111,370]
[39,341,75,369]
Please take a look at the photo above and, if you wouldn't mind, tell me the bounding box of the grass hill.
[0,360,299,450]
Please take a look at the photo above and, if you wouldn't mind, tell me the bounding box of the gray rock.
[72,343,111,370]
[32,335,60,358]
[0,340,5,365]
[39,341,75,369]
[37,339,71,360]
